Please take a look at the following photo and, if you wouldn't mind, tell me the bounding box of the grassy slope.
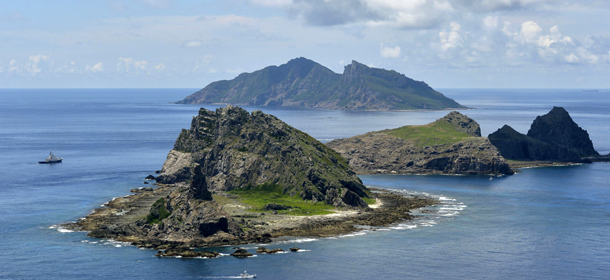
[228,183,337,216]
[385,120,474,147]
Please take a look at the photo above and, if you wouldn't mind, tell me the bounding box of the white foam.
[279,238,318,244]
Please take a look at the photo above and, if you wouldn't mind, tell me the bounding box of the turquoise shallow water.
[1,88,609,279]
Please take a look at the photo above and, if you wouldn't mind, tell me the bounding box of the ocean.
[1,88,609,279]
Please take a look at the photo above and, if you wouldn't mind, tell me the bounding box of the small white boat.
[240,271,256,278]
[38,151,63,164]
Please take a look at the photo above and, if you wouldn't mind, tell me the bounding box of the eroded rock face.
[439,111,481,137]
[489,107,598,161]
[168,105,370,207]
[327,112,513,175]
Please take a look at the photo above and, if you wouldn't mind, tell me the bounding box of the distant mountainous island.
[176,57,464,111]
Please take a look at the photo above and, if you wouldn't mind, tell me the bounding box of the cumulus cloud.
[182,40,202,48]
[439,22,464,51]
[86,63,104,73]
[25,55,51,76]
[426,17,608,67]
[9,60,19,73]
[117,57,148,73]
[154,63,166,71]
[380,43,401,58]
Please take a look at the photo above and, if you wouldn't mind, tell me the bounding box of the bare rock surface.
[327,112,513,175]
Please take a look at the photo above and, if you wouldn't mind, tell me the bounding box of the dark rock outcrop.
[289,247,300,252]
[145,175,156,181]
[527,107,598,157]
[263,203,292,211]
[156,247,219,258]
[327,112,513,175]
[256,247,284,254]
[176,57,464,111]
[489,107,598,161]
[230,249,253,258]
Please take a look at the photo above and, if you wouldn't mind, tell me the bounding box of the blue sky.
[1,0,609,88]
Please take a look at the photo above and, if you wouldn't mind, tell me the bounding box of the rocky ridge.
[327,111,513,175]
[176,57,464,111]
[158,105,370,207]
[489,107,598,161]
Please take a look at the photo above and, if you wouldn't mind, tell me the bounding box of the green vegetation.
[362,197,377,206]
[386,120,473,147]
[228,183,337,216]
[178,57,464,110]
[146,198,171,224]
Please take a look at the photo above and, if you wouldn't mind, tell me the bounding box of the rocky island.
[327,111,514,175]
[175,57,464,111]
[489,107,598,166]
[66,106,436,257]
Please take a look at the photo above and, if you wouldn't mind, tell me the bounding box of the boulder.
[230,249,253,258]
[289,247,300,252]
[263,203,292,211]
[145,175,156,181]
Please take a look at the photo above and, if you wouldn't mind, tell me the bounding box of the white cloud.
[483,15,499,30]
[439,22,464,51]
[86,62,104,73]
[25,55,50,76]
[9,60,19,73]
[117,57,148,73]
[380,43,401,58]
[565,53,579,63]
[0,61,3,73]
[154,63,166,71]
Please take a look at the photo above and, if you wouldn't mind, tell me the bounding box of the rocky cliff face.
[159,105,370,207]
[176,57,464,111]
[326,112,513,175]
[489,107,598,161]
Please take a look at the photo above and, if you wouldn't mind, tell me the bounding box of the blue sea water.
[1,88,609,279]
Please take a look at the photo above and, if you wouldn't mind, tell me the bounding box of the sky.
[1,0,609,89]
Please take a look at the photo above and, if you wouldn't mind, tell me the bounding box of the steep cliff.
[327,112,513,175]
[489,107,598,161]
[176,57,464,111]
[158,105,370,207]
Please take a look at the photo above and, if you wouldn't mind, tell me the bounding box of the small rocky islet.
[489,106,599,164]
[66,106,436,258]
[66,105,600,258]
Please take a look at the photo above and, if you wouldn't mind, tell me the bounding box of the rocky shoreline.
[64,185,436,258]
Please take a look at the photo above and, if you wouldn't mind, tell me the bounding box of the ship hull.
[38,160,62,164]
